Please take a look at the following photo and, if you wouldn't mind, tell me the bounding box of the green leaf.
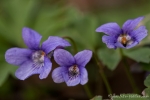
[110,94,148,100]
[144,88,150,98]
[123,48,150,63]
[98,48,121,70]
[144,75,150,88]
[0,64,9,86]
[140,63,150,71]
[91,96,102,100]
[0,63,17,86]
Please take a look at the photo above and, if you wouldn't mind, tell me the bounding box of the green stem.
[119,49,140,93]
[94,52,112,94]
[63,36,78,54]
[83,84,93,99]
[63,36,93,98]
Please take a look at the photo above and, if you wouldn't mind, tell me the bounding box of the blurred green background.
[1,0,150,100]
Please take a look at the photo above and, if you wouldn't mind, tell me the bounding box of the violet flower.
[52,49,92,86]
[5,27,70,80]
[96,16,148,49]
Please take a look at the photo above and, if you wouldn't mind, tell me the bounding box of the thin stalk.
[119,49,140,93]
[63,36,78,54]
[94,52,112,94]
[63,36,93,98]
[83,84,93,99]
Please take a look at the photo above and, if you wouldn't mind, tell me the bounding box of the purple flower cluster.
[5,16,147,86]
[5,27,92,86]
[96,16,148,49]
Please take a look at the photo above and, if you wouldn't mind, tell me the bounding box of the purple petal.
[96,23,121,36]
[52,67,65,83]
[5,48,32,66]
[130,26,148,42]
[122,16,144,33]
[41,36,71,54]
[39,57,52,79]
[115,42,125,48]
[115,41,138,49]
[54,49,75,67]
[62,70,80,86]
[80,68,88,85]
[22,27,42,50]
[15,60,42,80]
[126,41,139,49]
[74,50,92,67]
[102,35,117,49]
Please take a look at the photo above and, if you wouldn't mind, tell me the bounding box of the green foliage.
[98,48,121,70]
[144,88,150,98]
[123,48,150,63]
[144,75,150,99]
[0,63,17,86]
[140,63,150,71]
[144,75,150,88]
[91,96,102,100]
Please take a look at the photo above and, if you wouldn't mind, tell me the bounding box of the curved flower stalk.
[96,16,148,49]
[52,49,92,86]
[5,27,70,80]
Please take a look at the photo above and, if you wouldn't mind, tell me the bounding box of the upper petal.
[74,50,92,67]
[130,26,148,42]
[54,49,75,67]
[41,36,71,54]
[96,23,121,36]
[80,68,88,85]
[62,69,80,86]
[102,35,117,49]
[22,27,42,50]
[15,60,43,80]
[122,16,144,33]
[39,57,52,79]
[5,48,32,66]
[52,67,65,83]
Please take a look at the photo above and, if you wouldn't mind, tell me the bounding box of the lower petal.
[63,70,80,86]
[52,67,65,83]
[5,48,32,66]
[80,68,88,85]
[39,57,52,79]
[115,42,125,48]
[15,60,42,80]
[126,41,138,49]
[115,41,138,49]
[102,35,117,49]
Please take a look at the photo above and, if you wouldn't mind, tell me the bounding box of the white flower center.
[68,65,79,79]
[32,50,45,67]
[117,34,133,47]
